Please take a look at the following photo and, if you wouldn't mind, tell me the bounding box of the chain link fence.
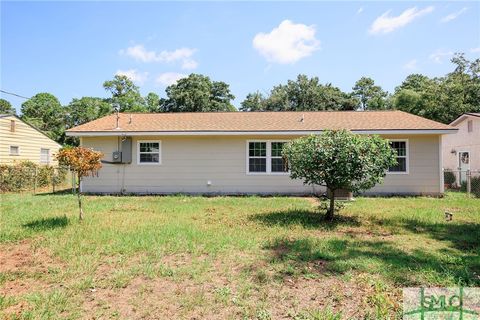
[443,169,480,198]
[0,162,76,194]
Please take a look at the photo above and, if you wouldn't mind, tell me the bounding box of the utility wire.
[0,89,30,100]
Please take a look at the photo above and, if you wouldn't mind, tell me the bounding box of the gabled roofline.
[66,129,457,137]
[1,114,63,147]
[450,113,480,126]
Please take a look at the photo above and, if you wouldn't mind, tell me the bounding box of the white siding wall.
[81,134,441,196]
[442,116,480,171]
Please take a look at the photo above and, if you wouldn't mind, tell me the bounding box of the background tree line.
[0,52,478,145]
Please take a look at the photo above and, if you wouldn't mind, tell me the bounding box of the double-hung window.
[137,141,161,165]
[247,141,288,174]
[388,140,408,173]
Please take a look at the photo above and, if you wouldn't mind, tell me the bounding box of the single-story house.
[0,114,62,165]
[66,111,456,196]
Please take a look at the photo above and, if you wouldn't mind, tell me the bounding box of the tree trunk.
[326,189,335,221]
[77,176,83,220]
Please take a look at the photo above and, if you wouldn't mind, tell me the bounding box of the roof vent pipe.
[129,114,132,124]
[300,114,304,123]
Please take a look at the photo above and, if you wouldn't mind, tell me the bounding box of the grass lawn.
[0,192,479,319]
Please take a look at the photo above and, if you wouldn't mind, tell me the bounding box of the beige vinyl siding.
[0,115,62,165]
[81,134,442,196]
[443,116,480,171]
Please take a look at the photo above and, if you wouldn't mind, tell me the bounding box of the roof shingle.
[67,110,454,134]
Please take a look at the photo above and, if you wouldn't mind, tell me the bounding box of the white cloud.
[429,50,453,63]
[155,72,187,87]
[120,45,198,69]
[470,47,480,53]
[253,20,320,64]
[357,7,364,14]
[182,59,198,70]
[441,7,467,23]
[404,59,418,70]
[369,6,434,35]
[115,69,148,85]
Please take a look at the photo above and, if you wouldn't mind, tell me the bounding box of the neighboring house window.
[247,141,288,174]
[388,140,408,173]
[10,146,19,155]
[137,141,161,164]
[40,148,50,165]
[467,120,473,133]
[10,120,15,132]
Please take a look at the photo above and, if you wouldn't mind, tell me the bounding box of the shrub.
[443,171,456,187]
[0,161,68,193]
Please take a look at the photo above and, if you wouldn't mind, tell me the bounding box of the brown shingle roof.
[67,111,455,134]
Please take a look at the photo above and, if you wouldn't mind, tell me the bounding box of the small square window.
[10,146,19,155]
[40,148,50,164]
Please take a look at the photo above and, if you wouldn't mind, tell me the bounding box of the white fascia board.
[66,129,457,137]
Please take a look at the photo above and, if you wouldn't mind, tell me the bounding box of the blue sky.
[1,1,479,112]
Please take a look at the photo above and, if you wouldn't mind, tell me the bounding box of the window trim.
[246,140,289,175]
[137,140,162,165]
[387,139,409,175]
[9,145,19,156]
[40,148,50,165]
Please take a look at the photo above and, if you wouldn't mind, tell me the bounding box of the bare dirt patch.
[80,252,399,319]
[0,239,60,274]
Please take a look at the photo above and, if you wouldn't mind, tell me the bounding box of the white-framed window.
[10,146,19,156]
[246,140,288,175]
[137,140,161,165]
[388,140,409,174]
[40,148,50,165]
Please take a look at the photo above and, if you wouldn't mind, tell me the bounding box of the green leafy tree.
[64,97,111,145]
[145,92,161,112]
[103,75,147,112]
[160,74,236,112]
[65,97,111,128]
[352,77,388,110]
[393,54,480,123]
[21,93,65,142]
[241,75,358,112]
[0,98,15,114]
[239,91,266,111]
[283,131,397,220]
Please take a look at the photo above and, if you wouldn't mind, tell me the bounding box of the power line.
[0,90,30,100]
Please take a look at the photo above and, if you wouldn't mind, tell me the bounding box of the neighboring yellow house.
[0,114,62,165]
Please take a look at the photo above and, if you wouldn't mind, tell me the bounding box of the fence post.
[33,167,37,195]
[466,170,471,197]
[71,167,76,194]
[52,167,56,194]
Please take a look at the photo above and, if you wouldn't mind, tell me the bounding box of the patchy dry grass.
[0,192,478,319]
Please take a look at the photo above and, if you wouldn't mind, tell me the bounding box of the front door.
[458,151,470,184]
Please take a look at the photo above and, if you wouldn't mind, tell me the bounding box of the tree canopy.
[21,93,65,141]
[283,131,397,220]
[0,99,15,114]
[392,53,480,123]
[352,77,389,110]
[103,75,147,112]
[160,74,236,112]
[240,75,358,111]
